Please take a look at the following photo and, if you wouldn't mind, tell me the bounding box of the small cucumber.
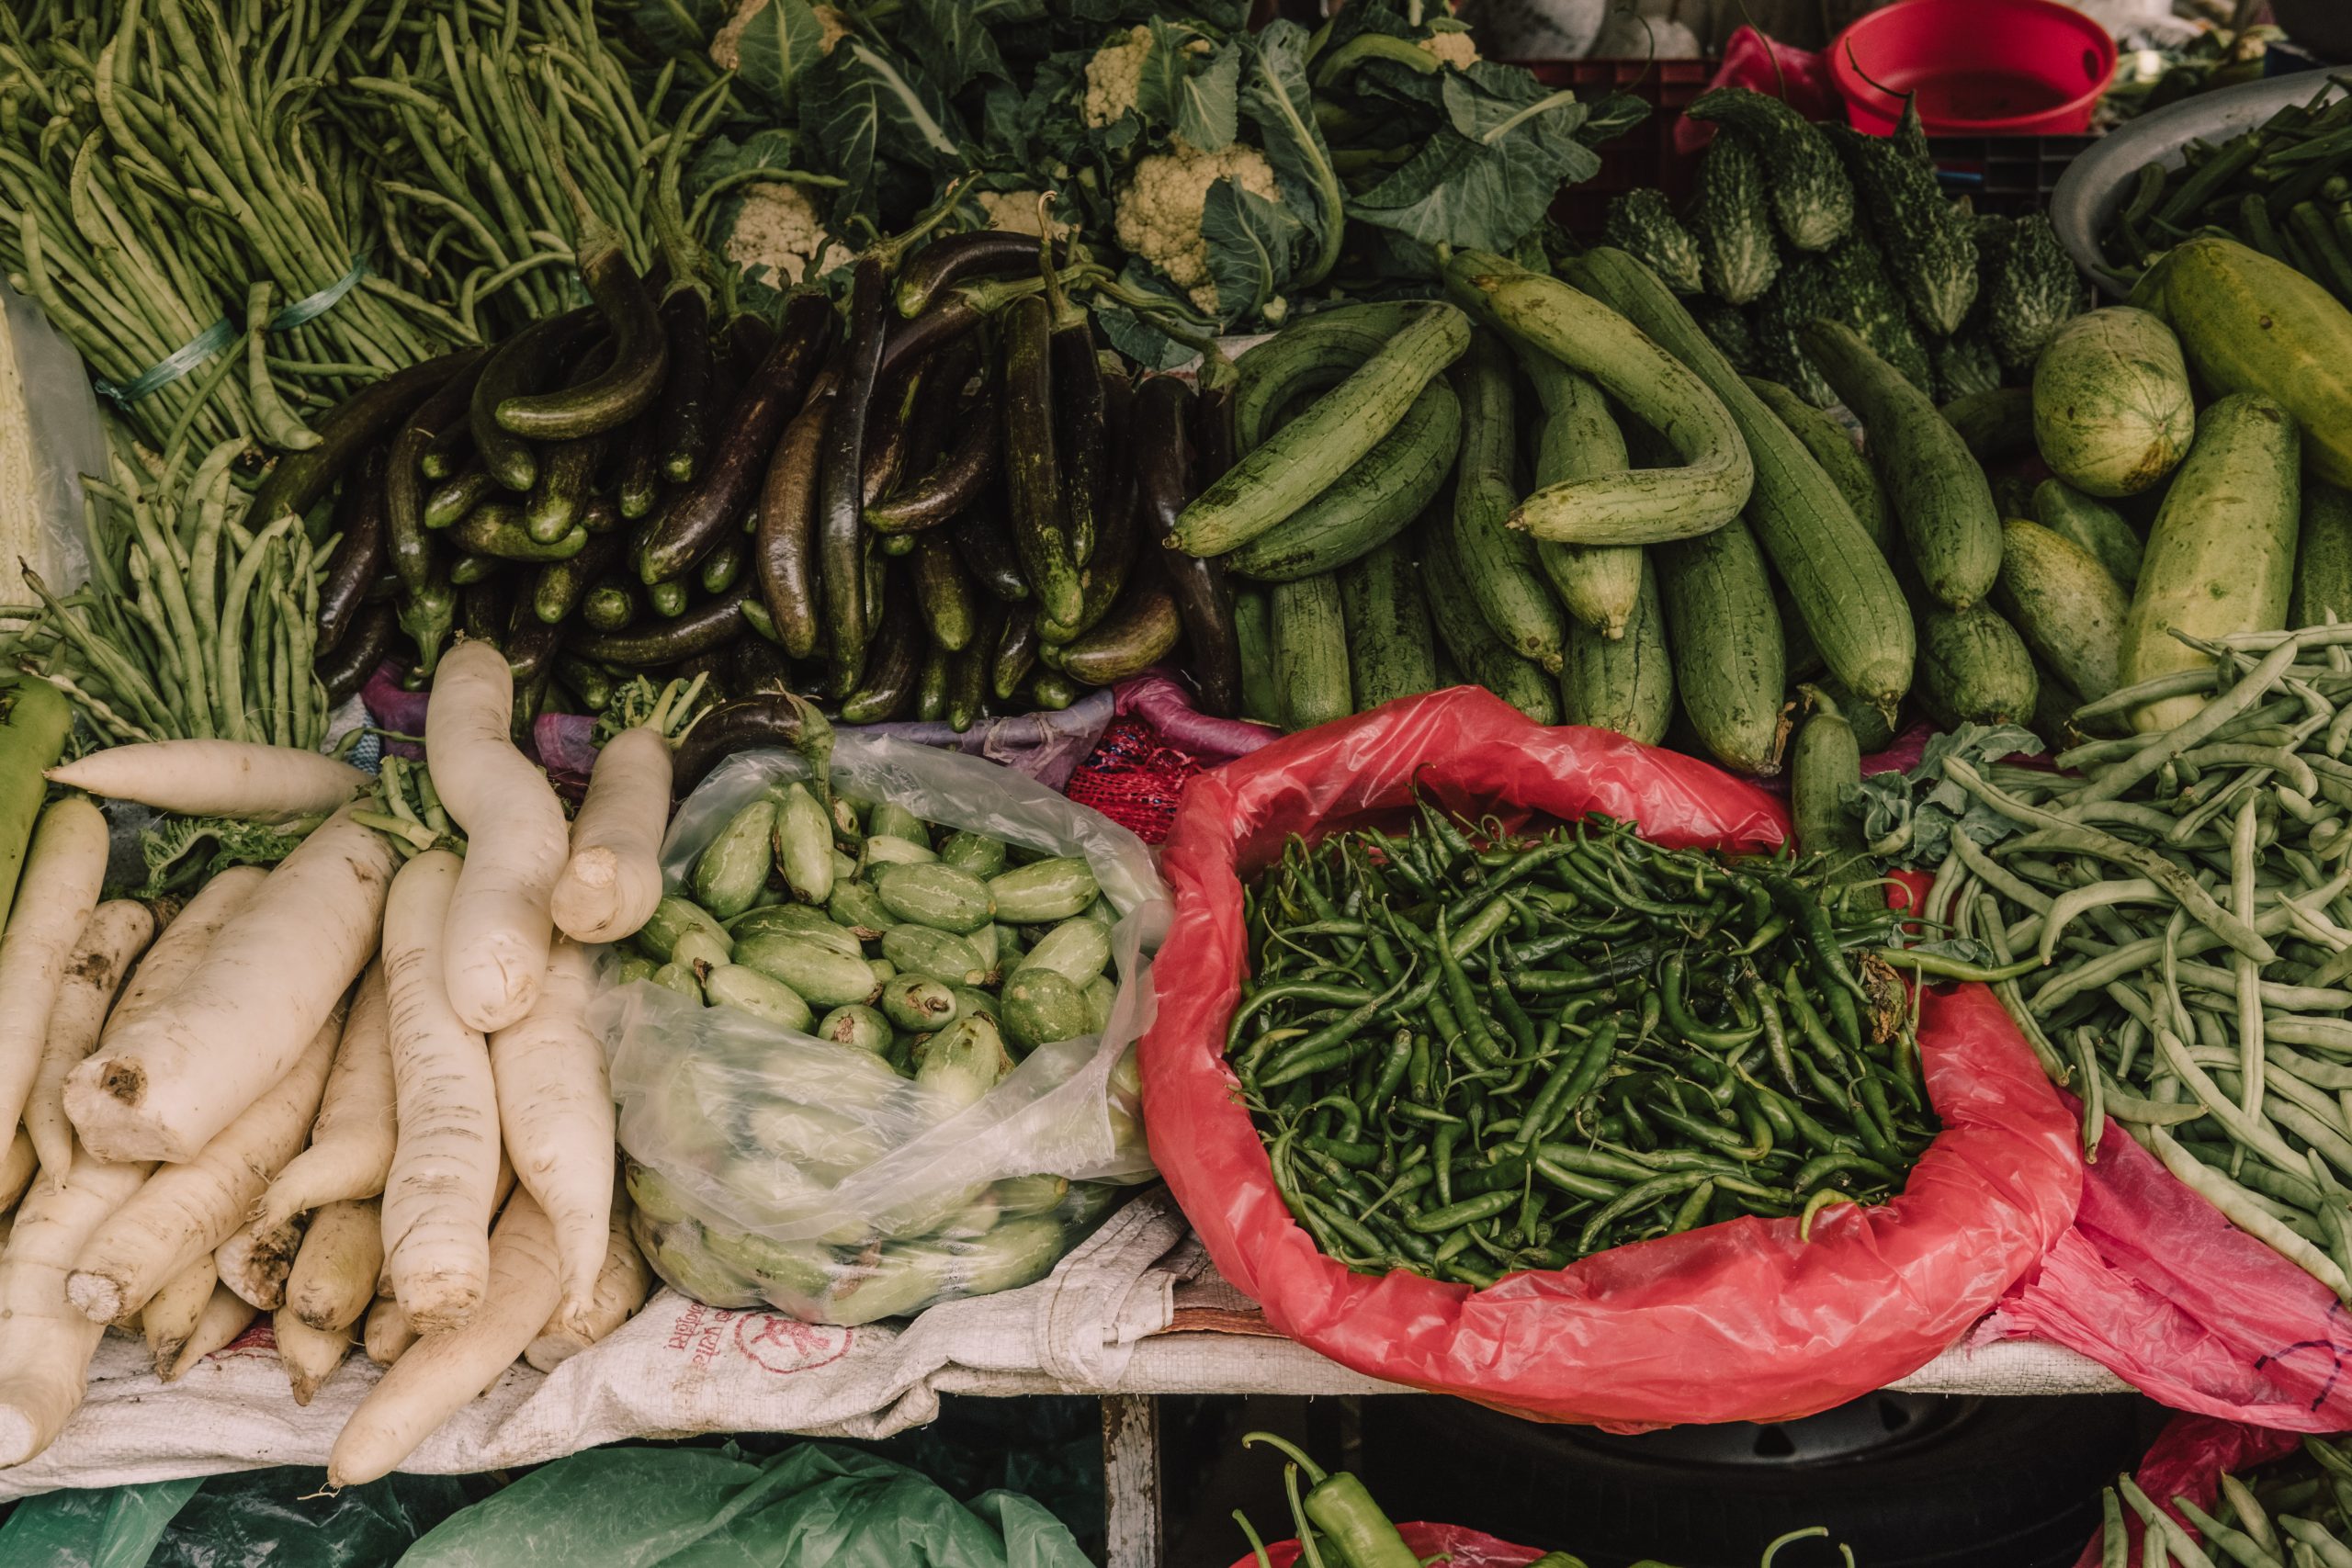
[2292,479,2352,627]
[1002,968,1094,1050]
[967,919,1001,972]
[1081,974,1117,1033]
[734,933,882,1008]
[1791,687,1866,873]
[827,880,896,940]
[1224,378,1459,582]
[1015,919,1112,986]
[1448,333,1565,672]
[692,796,778,919]
[817,1004,891,1054]
[1916,603,2040,729]
[1657,518,1785,774]
[881,974,959,1032]
[771,783,834,905]
[862,834,939,868]
[1234,584,1281,726]
[882,925,990,987]
[705,964,814,1032]
[2030,307,2194,499]
[1814,673,1895,753]
[876,863,995,933]
[867,802,927,843]
[1992,519,2130,703]
[938,829,1008,878]
[949,984,1001,1024]
[1518,344,1639,637]
[1560,552,1673,746]
[635,896,731,964]
[672,927,730,976]
[2030,479,2143,592]
[1270,573,1353,732]
[728,904,863,958]
[987,858,1098,923]
[1424,524,1559,724]
[650,961,703,1000]
[1336,536,1438,710]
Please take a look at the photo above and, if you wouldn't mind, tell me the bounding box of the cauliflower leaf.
[1238,21,1343,288]
[717,0,831,112]
[1135,21,1238,153]
[1349,65,1597,255]
[1201,176,1306,324]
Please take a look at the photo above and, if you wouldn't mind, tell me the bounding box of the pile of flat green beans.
[1230,795,1936,1288]
[2100,1435,2352,1568]
[1928,624,2352,1304]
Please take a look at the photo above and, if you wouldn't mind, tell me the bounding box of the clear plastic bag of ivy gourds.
[589,734,1167,1325]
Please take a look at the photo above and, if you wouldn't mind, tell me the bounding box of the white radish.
[142,1254,217,1372]
[426,640,568,1032]
[274,1306,350,1405]
[164,1281,257,1382]
[0,799,109,1142]
[549,727,670,942]
[285,1197,381,1334]
[363,1294,415,1367]
[27,901,153,1183]
[329,1187,561,1487]
[525,1182,647,1372]
[46,741,368,820]
[100,866,267,1043]
[490,939,611,1317]
[214,1214,306,1311]
[66,806,395,1162]
[254,961,394,1230]
[64,1010,339,1325]
[0,1147,153,1464]
[380,850,500,1331]
[0,1126,33,1213]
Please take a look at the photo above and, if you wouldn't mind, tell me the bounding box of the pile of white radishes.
[0,640,668,1486]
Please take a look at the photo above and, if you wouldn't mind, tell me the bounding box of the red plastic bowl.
[1829,0,2116,136]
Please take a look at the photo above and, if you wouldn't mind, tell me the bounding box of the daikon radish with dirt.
[0,1127,32,1213]
[142,1255,217,1371]
[285,1197,380,1334]
[380,850,500,1331]
[275,1306,350,1405]
[489,939,610,1317]
[329,1188,561,1486]
[47,741,368,819]
[255,962,394,1229]
[549,727,670,943]
[214,1213,305,1311]
[0,1148,153,1463]
[0,800,109,1141]
[363,1294,415,1366]
[64,1010,339,1324]
[66,807,394,1162]
[99,868,266,1042]
[26,901,153,1183]
[525,1182,647,1371]
[427,641,568,1032]
[164,1282,256,1381]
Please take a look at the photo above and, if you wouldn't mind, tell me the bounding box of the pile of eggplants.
[288,230,1244,733]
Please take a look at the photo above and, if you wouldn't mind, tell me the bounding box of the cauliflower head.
[1419,28,1481,70]
[723,182,851,287]
[712,0,850,73]
[977,189,1072,241]
[1083,24,1153,129]
[1113,142,1281,315]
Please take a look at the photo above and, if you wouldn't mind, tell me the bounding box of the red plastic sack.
[1231,1521,1544,1568]
[2071,1415,2302,1568]
[1142,688,2085,1429]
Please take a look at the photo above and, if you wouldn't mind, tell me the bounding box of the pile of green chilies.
[2101,1435,2352,1567]
[1231,795,1936,1289]
[1933,623,2352,1306]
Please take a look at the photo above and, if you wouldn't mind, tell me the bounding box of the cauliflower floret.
[1083,24,1154,129]
[977,189,1071,242]
[712,0,851,73]
[1114,142,1281,315]
[723,182,851,287]
[1419,28,1481,71]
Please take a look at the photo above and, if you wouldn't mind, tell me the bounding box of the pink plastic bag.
[1231,1521,1544,1568]
[1673,27,1841,156]
[2071,1414,2303,1568]
[1142,687,2085,1429]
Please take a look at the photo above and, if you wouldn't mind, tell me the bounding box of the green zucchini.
[1448,333,1563,672]
[1232,303,1419,451]
[2030,479,2143,592]
[1270,574,1353,732]
[1814,673,1894,753]
[2120,392,2301,730]
[1337,536,1438,711]
[1566,251,1913,715]
[1916,603,2039,730]
[1802,317,2001,612]
[1657,518,1785,774]
[1423,525,1559,725]
[987,858,1098,923]
[1170,305,1471,557]
[1445,250,1754,547]
[1791,686,1866,871]
[1517,351,1639,638]
[0,676,70,934]
[1559,552,1673,746]
[1233,584,1281,726]
[1991,519,2130,703]
[2030,308,2195,499]
[1224,378,1459,582]
[1745,377,1891,557]
[2292,479,2352,627]
[692,797,778,920]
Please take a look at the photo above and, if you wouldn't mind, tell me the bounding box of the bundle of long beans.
[2102,1435,2352,1567]
[1230,795,1933,1289]
[1929,622,2352,1305]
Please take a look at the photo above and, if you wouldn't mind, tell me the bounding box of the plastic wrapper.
[1231,1521,1544,1568]
[2071,1415,2302,1568]
[592,734,1167,1325]
[0,1468,475,1566]
[1140,687,2085,1429]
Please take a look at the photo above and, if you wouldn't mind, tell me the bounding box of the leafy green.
[1091,259,1203,370]
[899,0,1013,95]
[628,0,726,56]
[1136,22,1239,153]
[1201,177,1305,323]
[139,815,311,898]
[730,0,828,114]
[1349,69,1596,254]
[1240,21,1343,288]
[1844,724,2043,870]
